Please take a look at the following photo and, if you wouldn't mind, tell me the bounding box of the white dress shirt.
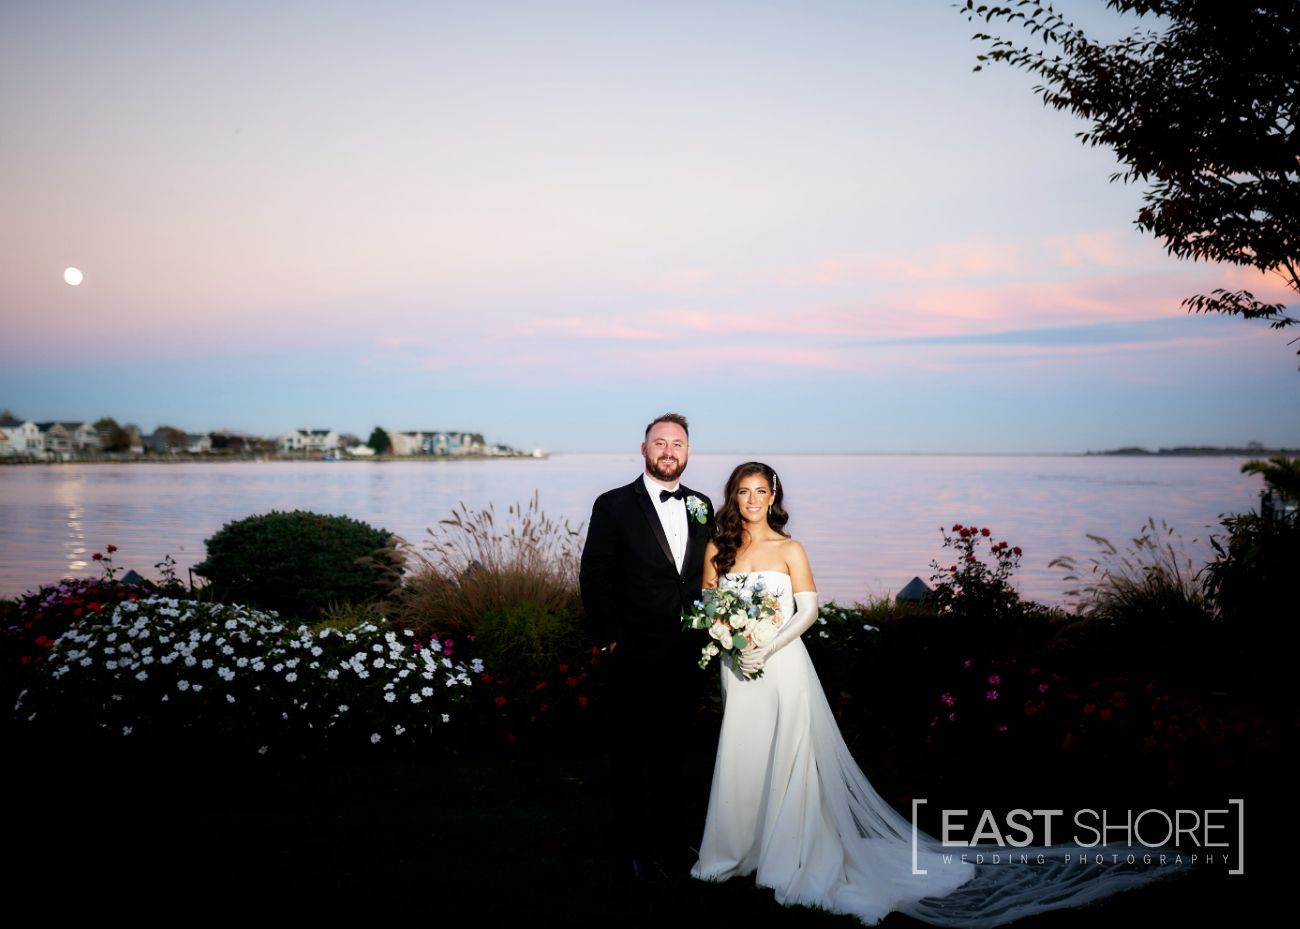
[643,471,688,573]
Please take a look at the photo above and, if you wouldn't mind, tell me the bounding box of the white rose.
[729,612,750,631]
[749,620,778,647]
[710,623,734,649]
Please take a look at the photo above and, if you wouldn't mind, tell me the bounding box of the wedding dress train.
[691,571,1174,927]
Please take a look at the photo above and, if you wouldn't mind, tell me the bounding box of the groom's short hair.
[645,412,689,439]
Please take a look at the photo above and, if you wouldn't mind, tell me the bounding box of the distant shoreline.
[0,454,547,466]
[1084,446,1299,457]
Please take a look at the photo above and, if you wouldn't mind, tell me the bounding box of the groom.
[580,412,714,882]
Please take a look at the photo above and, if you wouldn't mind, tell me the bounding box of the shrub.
[475,602,583,678]
[14,596,475,754]
[929,523,1036,622]
[396,493,583,638]
[1203,508,1300,625]
[193,510,402,619]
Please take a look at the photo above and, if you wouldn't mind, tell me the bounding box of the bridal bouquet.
[682,575,783,680]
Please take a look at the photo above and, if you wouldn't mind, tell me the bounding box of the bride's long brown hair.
[711,461,790,577]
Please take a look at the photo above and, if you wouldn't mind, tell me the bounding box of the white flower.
[285,672,298,683]
[338,704,350,713]
[471,658,485,673]
[201,658,214,669]
[272,662,284,673]
[135,670,148,682]
[327,669,340,680]
[384,692,397,703]
[177,680,191,691]
[420,686,434,698]
[729,612,750,631]
[226,693,236,704]
[105,660,118,671]
[310,646,323,657]
[370,733,381,744]
[709,623,731,646]
[372,643,383,653]
[749,620,778,647]
[394,724,405,735]
[258,745,268,754]
[192,683,203,692]
[122,725,132,735]
[441,714,450,723]
[373,658,385,668]
[409,693,422,704]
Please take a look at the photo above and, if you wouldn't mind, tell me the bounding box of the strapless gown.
[690,570,1174,927]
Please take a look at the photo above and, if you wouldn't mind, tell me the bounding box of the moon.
[64,267,83,286]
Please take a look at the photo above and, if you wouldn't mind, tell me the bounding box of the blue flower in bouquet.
[685,495,709,525]
[681,575,783,680]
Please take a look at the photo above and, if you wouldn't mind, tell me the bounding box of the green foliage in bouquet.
[194,510,403,619]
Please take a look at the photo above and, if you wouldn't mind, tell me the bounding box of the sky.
[2,0,1296,454]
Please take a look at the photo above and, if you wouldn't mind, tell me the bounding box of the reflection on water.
[0,455,1265,605]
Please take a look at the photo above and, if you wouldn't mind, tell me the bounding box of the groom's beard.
[645,453,685,483]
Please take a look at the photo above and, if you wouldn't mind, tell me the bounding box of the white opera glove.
[738,591,819,675]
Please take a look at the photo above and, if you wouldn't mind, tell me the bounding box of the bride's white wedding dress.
[691,571,1174,927]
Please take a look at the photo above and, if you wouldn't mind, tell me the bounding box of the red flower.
[106,544,117,553]
[952,523,963,532]
[980,527,990,536]
[577,695,588,707]
[92,553,103,561]
[1012,547,1022,556]
[534,681,547,691]
[1061,733,1075,750]
[557,663,570,673]
[1083,702,1097,715]
[1099,708,1114,721]
[565,676,579,688]
[494,695,508,706]
[480,672,493,682]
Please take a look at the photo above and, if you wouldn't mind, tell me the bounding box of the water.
[0,454,1265,604]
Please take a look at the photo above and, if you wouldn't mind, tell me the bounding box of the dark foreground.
[2,729,1280,928]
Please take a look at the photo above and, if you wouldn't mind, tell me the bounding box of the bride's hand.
[739,641,772,674]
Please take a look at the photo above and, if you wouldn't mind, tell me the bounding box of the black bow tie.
[659,487,684,502]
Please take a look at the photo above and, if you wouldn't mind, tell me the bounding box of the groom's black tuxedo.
[580,475,714,654]
[580,474,715,872]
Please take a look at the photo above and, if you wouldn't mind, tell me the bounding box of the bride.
[690,462,1175,927]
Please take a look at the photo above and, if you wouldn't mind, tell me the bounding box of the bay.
[0,454,1265,605]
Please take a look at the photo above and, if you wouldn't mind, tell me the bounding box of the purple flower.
[962,659,973,669]
[988,674,1001,686]
[985,689,1000,701]
[940,692,956,707]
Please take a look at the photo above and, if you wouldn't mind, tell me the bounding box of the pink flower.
[997,724,1008,732]
[985,689,999,701]
[1038,682,1049,694]
[948,711,957,722]
[962,659,973,669]
[941,692,956,707]
[988,674,1001,686]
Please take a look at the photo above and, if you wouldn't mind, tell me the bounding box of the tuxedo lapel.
[632,477,675,569]
[680,485,705,575]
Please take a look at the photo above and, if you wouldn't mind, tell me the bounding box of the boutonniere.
[685,495,709,525]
